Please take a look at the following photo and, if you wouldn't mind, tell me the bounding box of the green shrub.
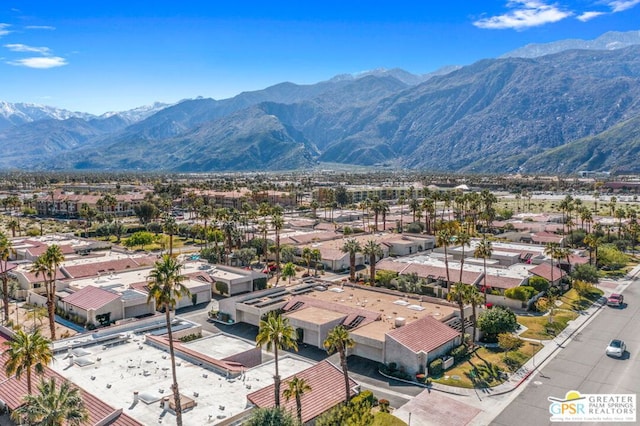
[505,286,536,301]
[352,390,375,407]
[528,276,549,293]
[450,344,468,362]
[503,353,523,372]
[429,359,443,377]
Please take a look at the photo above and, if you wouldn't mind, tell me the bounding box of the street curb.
[487,298,606,397]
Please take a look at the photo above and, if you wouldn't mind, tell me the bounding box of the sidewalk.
[427,269,638,398]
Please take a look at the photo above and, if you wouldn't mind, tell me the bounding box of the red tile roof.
[376,260,482,286]
[386,315,459,353]
[484,274,524,290]
[530,262,566,282]
[0,332,143,426]
[247,360,358,423]
[62,285,121,310]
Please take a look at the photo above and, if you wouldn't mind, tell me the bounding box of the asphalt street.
[491,278,640,426]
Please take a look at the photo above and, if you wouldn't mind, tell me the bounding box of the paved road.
[491,279,640,426]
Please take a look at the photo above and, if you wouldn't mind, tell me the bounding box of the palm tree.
[323,325,355,404]
[397,195,405,233]
[456,231,471,283]
[163,215,179,256]
[11,377,89,426]
[380,201,390,231]
[281,262,296,285]
[311,248,322,276]
[30,244,65,340]
[7,218,19,237]
[544,242,561,286]
[146,255,190,426]
[283,376,311,424]
[436,228,452,290]
[301,247,313,276]
[272,214,284,285]
[447,282,470,344]
[0,232,16,323]
[3,329,53,394]
[361,240,382,286]
[474,237,492,303]
[467,286,484,345]
[341,239,362,282]
[256,311,298,408]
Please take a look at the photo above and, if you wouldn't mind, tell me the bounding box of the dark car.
[607,293,624,308]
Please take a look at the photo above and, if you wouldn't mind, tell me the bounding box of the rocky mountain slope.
[2,33,640,174]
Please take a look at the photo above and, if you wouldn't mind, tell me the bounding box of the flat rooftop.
[50,332,313,426]
[300,285,457,340]
[185,334,255,360]
[286,306,347,324]
[66,259,212,292]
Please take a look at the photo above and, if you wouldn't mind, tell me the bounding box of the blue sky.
[1,1,639,114]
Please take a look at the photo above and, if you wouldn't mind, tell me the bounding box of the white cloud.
[0,23,10,37]
[5,43,52,55]
[607,0,640,12]
[576,11,605,21]
[25,25,56,30]
[473,1,572,30]
[7,56,67,68]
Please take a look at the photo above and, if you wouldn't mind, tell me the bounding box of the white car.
[606,339,626,358]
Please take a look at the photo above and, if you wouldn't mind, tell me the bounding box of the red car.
[607,293,624,308]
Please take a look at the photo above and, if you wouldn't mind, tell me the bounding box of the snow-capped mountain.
[0,101,96,130]
[100,102,172,123]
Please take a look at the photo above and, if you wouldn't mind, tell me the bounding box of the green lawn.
[432,342,542,388]
[517,310,578,340]
[371,412,408,426]
[558,287,603,311]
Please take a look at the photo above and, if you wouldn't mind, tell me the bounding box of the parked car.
[605,339,626,358]
[607,293,624,308]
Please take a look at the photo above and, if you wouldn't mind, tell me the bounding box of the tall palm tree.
[341,239,362,282]
[436,228,452,290]
[447,282,470,344]
[7,218,19,237]
[3,329,53,394]
[163,215,179,256]
[0,231,16,323]
[456,231,471,283]
[272,214,284,285]
[323,325,355,404]
[256,312,298,408]
[467,286,484,345]
[380,201,390,231]
[370,196,382,232]
[544,242,561,286]
[11,377,89,426]
[281,262,296,285]
[147,255,190,426]
[397,195,405,233]
[30,244,64,340]
[361,240,383,286]
[302,247,313,276]
[474,237,492,303]
[311,248,322,276]
[283,376,311,424]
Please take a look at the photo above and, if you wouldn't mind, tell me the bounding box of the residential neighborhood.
[0,172,638,425]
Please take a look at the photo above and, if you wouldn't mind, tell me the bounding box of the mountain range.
[2,30,640,175]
